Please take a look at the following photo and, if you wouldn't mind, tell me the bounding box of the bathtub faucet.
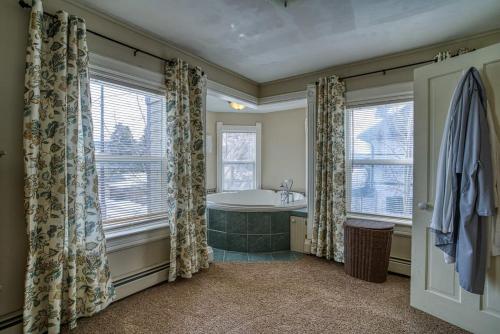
[279,178,293,204]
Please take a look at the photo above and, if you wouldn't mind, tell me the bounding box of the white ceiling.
[73,0,500,83]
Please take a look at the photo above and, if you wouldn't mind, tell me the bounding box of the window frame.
[89,71,170,234]
[345,85,414,225]
[216,122,262,192]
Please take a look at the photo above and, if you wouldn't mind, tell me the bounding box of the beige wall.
[0,0,30,319]
[206,108,306,193]
[261,109,306,192]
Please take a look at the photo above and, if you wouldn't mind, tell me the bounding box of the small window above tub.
[216,122,262,192]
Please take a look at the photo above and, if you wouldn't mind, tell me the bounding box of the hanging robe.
[430,67,495,294]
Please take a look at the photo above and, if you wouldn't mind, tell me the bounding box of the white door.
[411,43,500,334]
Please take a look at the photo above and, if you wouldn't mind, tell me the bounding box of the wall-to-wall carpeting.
[71,256,467,333]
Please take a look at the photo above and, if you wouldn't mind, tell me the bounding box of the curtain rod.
[326,49,470,82]
[18,0,205,75]
[339,59,436,80]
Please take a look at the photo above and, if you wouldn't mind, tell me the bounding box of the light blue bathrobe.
[430,67,494,295]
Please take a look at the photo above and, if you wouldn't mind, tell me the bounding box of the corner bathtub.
[207,189,306,212]
[207,190,307,253]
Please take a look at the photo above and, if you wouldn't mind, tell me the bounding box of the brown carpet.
[71,256,468,334]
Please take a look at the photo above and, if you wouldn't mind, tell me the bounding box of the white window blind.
[217,123,261,192]
[222,132,256,191]
[90,77,167,225]
[346,100,414,219]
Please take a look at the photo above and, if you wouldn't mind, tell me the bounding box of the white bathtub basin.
[207,189,307,212]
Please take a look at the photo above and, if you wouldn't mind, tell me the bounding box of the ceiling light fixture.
[228,101,246,110]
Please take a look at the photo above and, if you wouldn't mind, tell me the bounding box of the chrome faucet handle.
[283,178,293,191]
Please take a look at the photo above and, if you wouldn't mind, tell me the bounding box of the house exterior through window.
[346,100,414,220]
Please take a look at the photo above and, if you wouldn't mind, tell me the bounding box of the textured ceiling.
[73,0,500,83]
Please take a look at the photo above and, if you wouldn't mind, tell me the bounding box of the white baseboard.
[388,258,411,276]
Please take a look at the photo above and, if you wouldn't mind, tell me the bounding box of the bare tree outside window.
[216,122,261,192]
[90,78,167,224]
[222,132,257,191]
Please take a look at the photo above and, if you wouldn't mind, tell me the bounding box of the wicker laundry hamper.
[344,220,394,283]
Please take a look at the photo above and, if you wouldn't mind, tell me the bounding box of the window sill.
[104,218,170,253]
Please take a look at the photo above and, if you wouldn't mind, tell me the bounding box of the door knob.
[417,202,430,210]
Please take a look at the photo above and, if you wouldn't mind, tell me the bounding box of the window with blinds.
[221,131,257,191]
[217,123,261,192]
[346,100,414,219]
[90,77,167,225]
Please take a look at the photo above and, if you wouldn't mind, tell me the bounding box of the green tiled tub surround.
[208,209,296,253]
[213,249,303,263]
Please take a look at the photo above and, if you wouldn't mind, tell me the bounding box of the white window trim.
[89,59,171,237]
[345,81,413,108]
[105,217,170,252]
[345,82,414,224]
[216,122,262,192]
[89,52,165,94]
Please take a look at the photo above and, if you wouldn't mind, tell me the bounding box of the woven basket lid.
[344,219,395,230]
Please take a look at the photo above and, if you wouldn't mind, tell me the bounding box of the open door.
[411,43,500,334]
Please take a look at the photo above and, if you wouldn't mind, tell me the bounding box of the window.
[90,77,167,225]
[217,122,261,192]
[346,100,414,219]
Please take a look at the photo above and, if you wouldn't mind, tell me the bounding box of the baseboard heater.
[0,263,171,333]
[113,263,170,300]
[388,257,411,276]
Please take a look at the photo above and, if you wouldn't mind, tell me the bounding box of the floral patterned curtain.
[23,1,114,333]
[434,51,452,62]
[165,59,209,281]
[311,75,346,262]
[434,48,473,62]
